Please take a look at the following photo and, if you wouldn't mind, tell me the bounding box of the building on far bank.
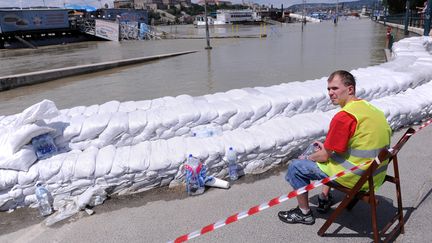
[114,0,134,8]
[134,0,165,10]
[133,0,191,10]
[196,0,232,6]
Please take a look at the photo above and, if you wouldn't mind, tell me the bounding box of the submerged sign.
[95,19,119,41]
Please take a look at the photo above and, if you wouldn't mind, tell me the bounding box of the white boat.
[194,9,261,27]
[193,15,229,27]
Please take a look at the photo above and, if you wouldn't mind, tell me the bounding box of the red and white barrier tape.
[169,117,432,243]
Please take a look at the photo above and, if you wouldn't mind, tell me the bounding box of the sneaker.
[316,193,333,214]
[278,207,315,225]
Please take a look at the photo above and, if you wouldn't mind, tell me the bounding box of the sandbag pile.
[0,36,432,212]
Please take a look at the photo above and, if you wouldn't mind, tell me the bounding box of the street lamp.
[204,0,212,50]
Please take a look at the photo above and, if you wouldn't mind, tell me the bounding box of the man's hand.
[308,141,332,163]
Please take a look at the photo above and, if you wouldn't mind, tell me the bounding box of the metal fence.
[385,12,426,29]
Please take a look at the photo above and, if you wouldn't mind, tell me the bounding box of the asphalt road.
[1,125,432,243]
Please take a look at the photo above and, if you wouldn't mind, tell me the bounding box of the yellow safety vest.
[317,100,392,191]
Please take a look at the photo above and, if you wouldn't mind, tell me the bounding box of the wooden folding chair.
[317,127,416,243]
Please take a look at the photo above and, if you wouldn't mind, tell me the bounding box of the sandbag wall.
[1,36,432,211]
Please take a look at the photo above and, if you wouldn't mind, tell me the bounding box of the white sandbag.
[94,145,116,178]
[241,95,271,123]
[62,114,86,141]
[128,109,148,135]
[13,99,59,127]
[0,170,18,190]
[72,113,111,142]
[183,137,210,163]
[147,140,172,171]
[98,100,120,114]
[227,101,254,129]
[149,97,166,109]
[74,147,98,179]
[248,126,276,152]
[45,113,71,139]
[18,164,39,186]
[128,142,151,172]
[258,90,289,118]
[0,145,37,171]
[98,112,129,146]
[164,136,187,169]
[3,124,55,154]
[193,98,218,125]
[174,94,194,104]
[59,150,80,182]
[225,89,249,100]
[38,154,65,182]
[118,101,138,113]
[114,133,134,147]
[172,103,200,129]
[135,118,158,142]
[66,106,86,117]
[158,107,180,128]
[109,146,131,177]
[208,100,237,125]
[0,114,18,127]
[83,104,99,116]
[135,100,152,111]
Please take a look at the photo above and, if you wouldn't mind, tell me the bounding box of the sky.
[0,0,358,8]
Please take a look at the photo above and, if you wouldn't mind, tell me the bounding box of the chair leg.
[368,177,380,243]
[393,156,405,234]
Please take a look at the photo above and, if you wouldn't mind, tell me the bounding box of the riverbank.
[0,50,196,91]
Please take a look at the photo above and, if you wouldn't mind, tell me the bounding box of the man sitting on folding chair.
[278,70,392,225]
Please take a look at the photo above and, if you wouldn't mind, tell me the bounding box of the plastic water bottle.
[227,147,238,181]
[300,142,320,159]
[184,154,206,196]
[192,126,222,138]
[35,183,53,216]
[32,133,57,160]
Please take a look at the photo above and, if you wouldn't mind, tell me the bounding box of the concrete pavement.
[0,123,431,242]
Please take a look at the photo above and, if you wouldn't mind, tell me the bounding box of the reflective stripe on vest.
[331,153,388,177]
[348,146,389,158]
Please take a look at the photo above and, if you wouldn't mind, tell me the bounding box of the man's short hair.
[328,70,356,91]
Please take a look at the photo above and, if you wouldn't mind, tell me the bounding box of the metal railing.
[385,12,428,29]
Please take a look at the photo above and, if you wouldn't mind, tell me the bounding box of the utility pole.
[404,0,410,35]
[335,0,339,25]
[204,0,212,50]
[383,0,387,26]
[301,0,306,32]
[425,0,432,36]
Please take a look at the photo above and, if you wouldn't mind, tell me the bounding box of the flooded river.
[0,19,413,115]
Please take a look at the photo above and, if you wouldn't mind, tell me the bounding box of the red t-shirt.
[323,111,357,153]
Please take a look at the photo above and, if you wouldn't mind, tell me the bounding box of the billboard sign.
[99,9,148,24]
[95,19,119,41]
[0,9,69,33]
